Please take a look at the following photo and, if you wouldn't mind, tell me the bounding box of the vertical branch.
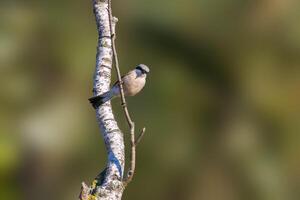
[108,0,134,127]
[107,0,144,185]
[80,0,124,199]
[80,0,147,199]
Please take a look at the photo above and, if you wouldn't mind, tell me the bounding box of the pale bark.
[79,0,124,199]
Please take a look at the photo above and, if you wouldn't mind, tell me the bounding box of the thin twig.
[135,127,146,146]
[107,0,137,185]
[107,0,133,126]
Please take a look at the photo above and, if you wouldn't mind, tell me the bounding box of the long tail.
[88,91,113,109]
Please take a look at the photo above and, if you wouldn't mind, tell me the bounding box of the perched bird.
[89,64,150,109]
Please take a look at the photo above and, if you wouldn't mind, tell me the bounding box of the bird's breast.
[123,75,146,96]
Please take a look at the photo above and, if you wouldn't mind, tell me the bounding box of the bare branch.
[80,0,147,198]
[107,0,140,185]
[108,0,134,127]
[135,127,146,146]
[79,0,124,199]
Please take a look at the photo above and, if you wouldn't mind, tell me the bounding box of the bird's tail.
[88,91,113,109]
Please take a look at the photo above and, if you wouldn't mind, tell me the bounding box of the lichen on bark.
[79,0,125,199]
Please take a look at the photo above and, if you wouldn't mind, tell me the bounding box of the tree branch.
[135,127,146,146]
[79,0,124,199]
[107,0,145,185]
[79,0,147,199]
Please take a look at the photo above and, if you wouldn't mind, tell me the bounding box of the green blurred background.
[0,0,299,199]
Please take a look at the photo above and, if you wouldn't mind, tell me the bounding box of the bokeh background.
[1,0,299,199]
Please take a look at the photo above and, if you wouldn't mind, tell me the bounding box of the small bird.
[89,64,150,109]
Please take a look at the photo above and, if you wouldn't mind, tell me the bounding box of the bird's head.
[136,64,150,74]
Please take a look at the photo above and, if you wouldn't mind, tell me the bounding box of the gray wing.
[112,70,136,87]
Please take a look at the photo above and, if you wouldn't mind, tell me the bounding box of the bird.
[89,64,150,109]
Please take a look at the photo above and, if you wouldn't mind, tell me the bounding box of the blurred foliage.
[0,0,299,200]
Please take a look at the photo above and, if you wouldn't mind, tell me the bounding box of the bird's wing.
[112,70,135,87]
[111,76,123,87]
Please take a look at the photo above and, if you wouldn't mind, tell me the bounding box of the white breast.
[123,74,146,96]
